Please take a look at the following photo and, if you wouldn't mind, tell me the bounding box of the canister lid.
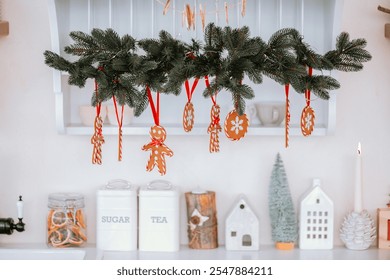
[97,179,137,196]
[48,192,85,208]
[139,180,178,196]
[105,179,133,190]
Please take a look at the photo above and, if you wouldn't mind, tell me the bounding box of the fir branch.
[324,32,372,72]
[309,75,340,99]
[44,25,372,119]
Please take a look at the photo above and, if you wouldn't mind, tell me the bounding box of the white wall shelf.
[48,0,342,136]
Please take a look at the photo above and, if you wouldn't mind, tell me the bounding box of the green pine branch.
[44,24,372,119]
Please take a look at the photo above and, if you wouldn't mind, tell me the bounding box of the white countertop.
[0,243,389,260]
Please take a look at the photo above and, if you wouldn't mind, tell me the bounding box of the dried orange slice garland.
[47,209,87,248]
[142,86,173,176]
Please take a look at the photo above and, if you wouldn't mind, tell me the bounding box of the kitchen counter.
[0,243,389,260]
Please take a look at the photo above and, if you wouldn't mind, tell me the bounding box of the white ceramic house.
[299,179,334,249]
[225,195,259,251]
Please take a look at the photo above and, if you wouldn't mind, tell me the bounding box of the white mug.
[255,102,285,127]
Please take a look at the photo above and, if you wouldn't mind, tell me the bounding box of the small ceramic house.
[299,179,334,249]
[225,195,259,251]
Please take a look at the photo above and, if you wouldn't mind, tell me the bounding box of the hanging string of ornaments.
[44,20,371,175]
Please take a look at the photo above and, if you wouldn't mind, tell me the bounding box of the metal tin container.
[139,180,180,252]
[96,179,138,251]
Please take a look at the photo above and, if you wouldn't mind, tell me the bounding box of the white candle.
[354,142,363,213]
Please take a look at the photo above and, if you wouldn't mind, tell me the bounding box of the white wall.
[1,0,390,246]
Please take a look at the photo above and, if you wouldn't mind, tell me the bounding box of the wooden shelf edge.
[63,124,328,136]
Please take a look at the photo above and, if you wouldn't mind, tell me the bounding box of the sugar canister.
[139,180,180,252]
[47,192,87,248]
[96,179,137,251]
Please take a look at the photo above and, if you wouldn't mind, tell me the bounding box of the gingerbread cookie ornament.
[284,84,291,148]
[224,110,249,141]
[142,125,173,176]
[301,106,315,136]
[183,101,195,132]
[182,78,199,132]
[91,114,105,164]
[91,80,104,165]
[300,67,315,137]
[143,87,173,175]
[207,104,222,153]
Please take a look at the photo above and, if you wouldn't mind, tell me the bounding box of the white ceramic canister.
[139,180,180,252]
[96,179,137,251]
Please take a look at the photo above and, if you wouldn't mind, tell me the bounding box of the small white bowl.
[79,105,107,126]
[107,105,134,126]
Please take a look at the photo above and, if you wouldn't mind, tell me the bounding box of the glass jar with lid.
[47,193,87,248]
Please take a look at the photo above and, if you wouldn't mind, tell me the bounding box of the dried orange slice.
[51,210,67,228]
[76,209,86,229]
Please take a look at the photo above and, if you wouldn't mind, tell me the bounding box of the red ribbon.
[204,75,217,105]
[305,67,313,106]
[94,79,102,117]
[146,86,160,126]
[151,138,164,147]
[184,78,199,102]
[285,84,290,98]
[112,96,124,127]
[212,116,220,126]
[94,66,106,117]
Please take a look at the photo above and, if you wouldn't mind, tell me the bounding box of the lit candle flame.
[357,142,361,155]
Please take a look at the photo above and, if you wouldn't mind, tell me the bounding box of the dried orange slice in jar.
[51,210,67,228]
[47,193,87,247]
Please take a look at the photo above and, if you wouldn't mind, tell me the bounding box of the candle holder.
[340,210,376,250]
[387,194,390,208]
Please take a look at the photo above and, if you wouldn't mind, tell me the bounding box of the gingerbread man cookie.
[142,125,173,175]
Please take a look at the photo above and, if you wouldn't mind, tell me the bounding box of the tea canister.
[139,180,180,252]
[47,192,87,248]
[96,179,137,251]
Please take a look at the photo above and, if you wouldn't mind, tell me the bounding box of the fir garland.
[44,24,372,117]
